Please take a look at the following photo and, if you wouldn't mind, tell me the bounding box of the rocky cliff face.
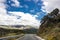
[38,8,60,40]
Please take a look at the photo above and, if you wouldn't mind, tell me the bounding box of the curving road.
[0,34,44,40]
[17,34,42,40]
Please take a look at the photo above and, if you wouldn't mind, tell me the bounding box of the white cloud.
[30,9,35,13]
[0,0,18,25]
[11,0,20,7]
[0,0,6,3]
[9,12,40,28]
[0,14,17,25]
[34,15,38,17]
[0,0,40,28]
[42,0,60,13]
[0,0,7,15]
[0,8,7,15]
[41,9,46,12]
[33,0,39,3]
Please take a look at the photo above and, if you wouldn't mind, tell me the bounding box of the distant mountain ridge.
[0,25,37,29]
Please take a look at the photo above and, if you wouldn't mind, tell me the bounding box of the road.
[17,34,43,40]
[0,34,44,40]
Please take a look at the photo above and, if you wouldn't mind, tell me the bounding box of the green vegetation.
[0,25,38,37]
[7,36,21,40]
[23,28,38,34]
[0,27,24,37]
[37,8,60,40]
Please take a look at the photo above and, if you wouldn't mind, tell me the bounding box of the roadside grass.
[7,34,24,40]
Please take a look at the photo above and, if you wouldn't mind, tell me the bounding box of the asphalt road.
[0,34,44,40]
[17,34,41,40]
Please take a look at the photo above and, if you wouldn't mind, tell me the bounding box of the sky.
[0,0,60,28]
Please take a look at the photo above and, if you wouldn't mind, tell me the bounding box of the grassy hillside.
[37,8,60,40]
[0,27,24,37]
[0,25,38,37]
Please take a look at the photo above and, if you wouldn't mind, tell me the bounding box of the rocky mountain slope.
[37,8,60,40]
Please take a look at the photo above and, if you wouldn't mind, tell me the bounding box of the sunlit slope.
[38,8,60,40]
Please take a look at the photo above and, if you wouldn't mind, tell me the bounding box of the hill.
[0,27,24,37]
[37,8,60,40]
[0,25,38,37]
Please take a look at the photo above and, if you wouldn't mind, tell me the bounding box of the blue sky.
[7,0,46,20]
[0,0,59,28]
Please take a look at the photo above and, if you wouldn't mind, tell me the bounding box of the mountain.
[37,8,60,40]
[11,25,25,28]
[0,25,37,30]
[0,25,25,29]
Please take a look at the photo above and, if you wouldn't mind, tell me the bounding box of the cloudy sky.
[0,0,60,28]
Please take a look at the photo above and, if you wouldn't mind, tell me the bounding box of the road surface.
[17,34,42,40]
[0,34,44,40]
